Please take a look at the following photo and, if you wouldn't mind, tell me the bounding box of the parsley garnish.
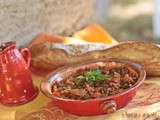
[76,69,110,86]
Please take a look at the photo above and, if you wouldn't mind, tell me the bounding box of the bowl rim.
[40,58,146,102]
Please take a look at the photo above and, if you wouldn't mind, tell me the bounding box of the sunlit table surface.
[0,74,160,120]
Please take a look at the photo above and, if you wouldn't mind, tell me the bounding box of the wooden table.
[0,74,160,120]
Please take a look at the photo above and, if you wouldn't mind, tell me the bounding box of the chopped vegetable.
[51,62,139,100]
[52,91,60,97]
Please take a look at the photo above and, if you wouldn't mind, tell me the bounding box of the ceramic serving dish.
[41,59,146,116]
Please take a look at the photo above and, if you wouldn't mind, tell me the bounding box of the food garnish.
[76,69,110,86]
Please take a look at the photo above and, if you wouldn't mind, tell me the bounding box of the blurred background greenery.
[104,0,154,42]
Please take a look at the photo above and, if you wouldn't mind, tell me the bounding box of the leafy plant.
[76,69,110,86]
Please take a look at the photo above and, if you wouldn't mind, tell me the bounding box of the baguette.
[30,41,160,76]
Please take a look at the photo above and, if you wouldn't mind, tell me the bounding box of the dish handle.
[100,100,117,114]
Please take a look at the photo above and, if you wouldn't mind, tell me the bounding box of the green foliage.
[76,69,110,86]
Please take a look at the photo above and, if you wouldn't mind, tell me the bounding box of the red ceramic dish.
[41,59,146,116]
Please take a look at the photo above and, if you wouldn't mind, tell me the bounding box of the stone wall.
[0,0,94,46]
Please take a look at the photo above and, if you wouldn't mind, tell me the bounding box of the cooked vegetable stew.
[51,62,139,100]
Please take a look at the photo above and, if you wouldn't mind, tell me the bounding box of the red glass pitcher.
[0,41,38,106]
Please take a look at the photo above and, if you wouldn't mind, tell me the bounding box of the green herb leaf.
[76,75,85,80]
[75,69,110,86]
[75,75,85,85]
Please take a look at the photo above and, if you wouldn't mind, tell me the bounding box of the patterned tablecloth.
[0,74,160,120]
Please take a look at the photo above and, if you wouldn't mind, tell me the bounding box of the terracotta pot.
[41,59,146,116]
[0,42,38,106]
